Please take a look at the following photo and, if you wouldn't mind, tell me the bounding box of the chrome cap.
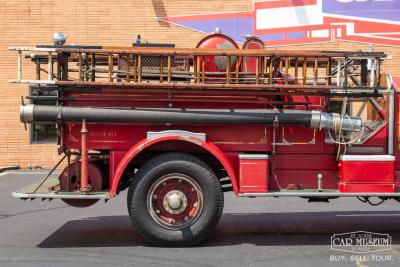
[20,104,34,123]
[53,32,66,45]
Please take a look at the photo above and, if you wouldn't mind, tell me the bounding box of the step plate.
[12,177,110,200]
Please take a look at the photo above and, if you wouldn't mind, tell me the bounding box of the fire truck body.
[9,33,400,246]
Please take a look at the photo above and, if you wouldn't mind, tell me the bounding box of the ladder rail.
[9,46,388,96]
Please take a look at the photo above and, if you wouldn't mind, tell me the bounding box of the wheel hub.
[163,190,187,214]
[147,173,203,230]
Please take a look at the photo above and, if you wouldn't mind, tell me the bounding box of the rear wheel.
[127,152,223,247]
[59,161,106,208]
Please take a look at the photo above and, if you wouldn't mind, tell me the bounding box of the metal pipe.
[80,119,89,193]
[388,88,394,155]
[20,104,362,132]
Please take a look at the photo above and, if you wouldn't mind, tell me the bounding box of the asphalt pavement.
[0,169,400,267]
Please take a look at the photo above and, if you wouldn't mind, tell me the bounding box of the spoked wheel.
[127,152,224,247]
[59,161,106,208]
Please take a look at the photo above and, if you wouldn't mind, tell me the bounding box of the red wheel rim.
[147,173,204,230]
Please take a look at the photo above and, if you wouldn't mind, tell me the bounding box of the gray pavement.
[0,169,399,267]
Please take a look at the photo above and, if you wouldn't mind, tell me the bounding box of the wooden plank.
[167,56,172,83]
[48,52,53,80]
[125,55,130,82]
[108,54,113,82]
[226,56,231,84]
[160,56,163,83]
[314,58,318,86]
[78,53,83,81]
[256,57,259,84]
[303,57,307,85]
[138,54,142,83]
[326,58,331,85]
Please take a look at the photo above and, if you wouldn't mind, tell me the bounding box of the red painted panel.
[339,159,395,193]
[239,156,268,193]
[284,95,326,110]
[63,124,272,152]
[275,126,324,153]
[270,170,338,190]
[254,0,317,10]
[339,160,394,184]
[109,150,127,187]
[273,154,338,170]
[339,183,395,193]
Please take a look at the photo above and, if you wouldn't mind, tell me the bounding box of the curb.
[0,165,20,173]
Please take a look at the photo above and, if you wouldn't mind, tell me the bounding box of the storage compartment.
[239,154,269,193]
[339,155,395,193]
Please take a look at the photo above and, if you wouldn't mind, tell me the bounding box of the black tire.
[127,152,224,247]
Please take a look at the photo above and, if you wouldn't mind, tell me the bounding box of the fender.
[109,134,238,196]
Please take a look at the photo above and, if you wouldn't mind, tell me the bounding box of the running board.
[239,190,400,197]
[12,177,111,200]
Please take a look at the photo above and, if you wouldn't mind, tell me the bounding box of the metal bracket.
[20,96,27,130]
[147,130,206,141]
[272,115,279,154]
[56,106,64,154]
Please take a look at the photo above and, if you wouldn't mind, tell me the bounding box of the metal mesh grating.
[118,55,189,74]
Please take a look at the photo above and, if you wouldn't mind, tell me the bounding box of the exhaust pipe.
[20,104,362,132]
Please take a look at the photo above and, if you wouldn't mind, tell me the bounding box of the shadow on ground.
[37,211,400,248]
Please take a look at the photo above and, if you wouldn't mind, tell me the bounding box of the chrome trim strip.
[147,130,206,141]
[239,192,400,197]
[340,155,395,161]
[310,110,321,129]
[388,86,394,155]
[239,154,269,159]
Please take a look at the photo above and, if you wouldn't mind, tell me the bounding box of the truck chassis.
[9,34,400,246]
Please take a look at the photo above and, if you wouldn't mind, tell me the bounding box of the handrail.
[9,46,386,58]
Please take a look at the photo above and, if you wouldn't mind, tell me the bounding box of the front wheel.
[127,152,224,246]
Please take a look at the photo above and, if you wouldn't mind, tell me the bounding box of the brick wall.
[0,0,398,168]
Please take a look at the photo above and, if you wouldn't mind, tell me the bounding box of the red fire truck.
[10,33,400,246]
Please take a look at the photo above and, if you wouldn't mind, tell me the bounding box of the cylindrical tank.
[241,37,264,73]
[196,33,239,81]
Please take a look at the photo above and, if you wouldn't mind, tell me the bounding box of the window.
[29,86,57,143]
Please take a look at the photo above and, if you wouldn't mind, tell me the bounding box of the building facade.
[1,0,400,168]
